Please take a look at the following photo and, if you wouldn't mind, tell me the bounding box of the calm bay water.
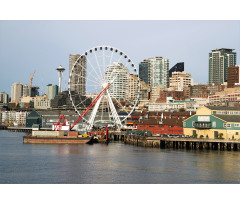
[0,130,240,184]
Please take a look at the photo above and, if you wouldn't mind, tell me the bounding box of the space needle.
[56,65,65,92]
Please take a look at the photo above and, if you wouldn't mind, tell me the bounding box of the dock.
[124,135,240,151]
[8,127,32,132]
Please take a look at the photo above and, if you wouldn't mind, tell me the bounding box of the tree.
[193,133,198,138]
[218,133,223,139]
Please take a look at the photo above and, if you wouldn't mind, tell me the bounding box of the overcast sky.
[0,20,239,95]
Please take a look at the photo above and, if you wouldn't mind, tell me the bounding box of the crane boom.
[70,82,113,130]
[30,69,36,86]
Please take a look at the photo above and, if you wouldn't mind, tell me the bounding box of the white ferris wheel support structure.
[69,45,140,132]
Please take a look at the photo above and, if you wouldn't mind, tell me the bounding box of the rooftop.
[212,48,235,52]
[213,114,240,123]
[206,106,240,111]
[136,117,184,126]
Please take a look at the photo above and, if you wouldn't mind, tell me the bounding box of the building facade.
[190,83,209,98]
[169,62,184,77]
[127,74,150,101]
[46,84,58,100]
[209,48,237,85]
[134,117,184,135]
[227,66,239,88]
[139,79,151,101]
[148,101,185,111]
[127,74,140,100]
[169,71,193,91]
[34,95,51,110]
[104,62,129,99]
[0,92,9,104]
[139,59,151,86]
[69,54,86,95]
[151,85,164,102]
[208,92,240,105]
[130,111,193,135]
[11,82,23,104]
[23,84,32,97]
[19,96,34,109]
[0,111,28,126]
[157,90,185,102]
[139,57,169,89]
[183,106,240,140]
[149,57,169,88]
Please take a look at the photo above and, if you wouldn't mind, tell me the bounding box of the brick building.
[133,117,184,135]
[227,66,239,88]
[130,111,194,134]
[156,90,184,102]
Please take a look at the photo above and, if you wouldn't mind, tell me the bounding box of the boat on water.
[23,131,97,144]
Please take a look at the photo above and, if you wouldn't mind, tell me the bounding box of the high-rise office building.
[11,82,23,104]
[46,84,59,100]
[139,60,151,86]
[149,57,169,88]
[139,57,169,89]
[209,48,237,85]
[169,62,184,77]
[69,54,86,95]
[22,84,39,97]
[23,84,32,97]
[0,92,9,104]
[127,74,139,100]
[127,74,151,101]
[104,62,129,99]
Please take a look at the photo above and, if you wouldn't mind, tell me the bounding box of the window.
[183,122,186,127]
[212,121,216,128]
[198,116,210,122]
[216,111,227,115]
[192,121,195,127]
[224,123,231,128]
[234,123,240,127]
[236,132,239,135]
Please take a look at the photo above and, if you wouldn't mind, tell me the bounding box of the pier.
[7,127,32,132]
[124,135,240,151]
[1,125,32,132]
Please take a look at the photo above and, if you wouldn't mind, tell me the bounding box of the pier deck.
[124,135,240,151]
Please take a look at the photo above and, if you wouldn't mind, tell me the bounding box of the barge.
[23,131,95,144]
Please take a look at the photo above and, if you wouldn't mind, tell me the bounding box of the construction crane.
[53,81,113,131]
[30,69,36,86]
[52,114,71,131]
[101,125,109,141]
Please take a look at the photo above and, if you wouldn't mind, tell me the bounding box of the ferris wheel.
[69,45,140,131]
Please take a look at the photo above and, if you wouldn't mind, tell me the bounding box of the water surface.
[0,130,239,184]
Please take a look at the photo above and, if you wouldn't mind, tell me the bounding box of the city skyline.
[0,20,240,95]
